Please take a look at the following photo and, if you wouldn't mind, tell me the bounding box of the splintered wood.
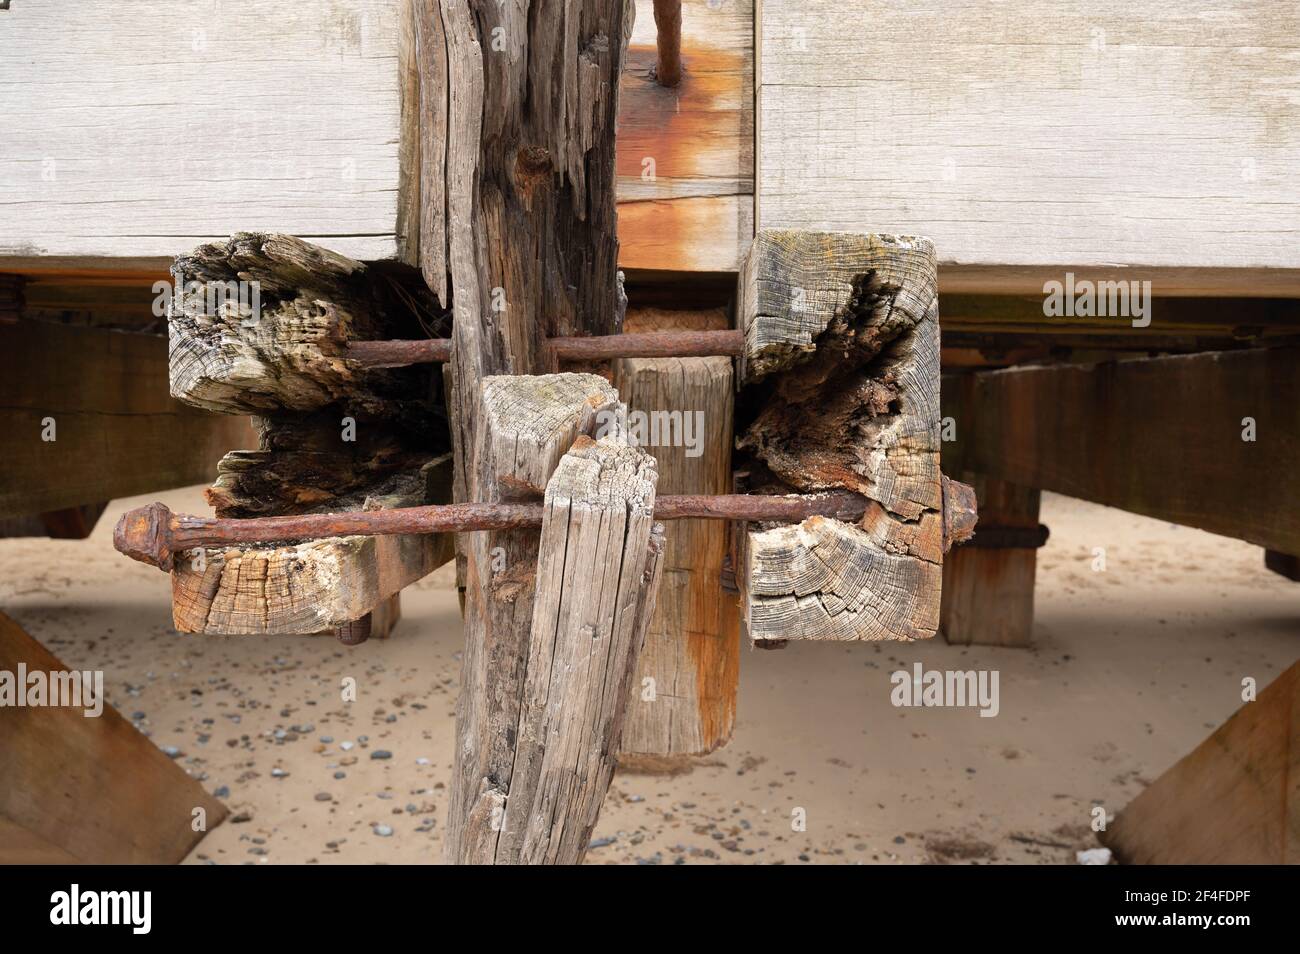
[486,437,663,864]
[736,230,944,643]
[164,232,450,635]
[169,232,424,417]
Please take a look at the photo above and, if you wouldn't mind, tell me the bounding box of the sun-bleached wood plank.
[0,0,410,266]
[758,1,1300,294]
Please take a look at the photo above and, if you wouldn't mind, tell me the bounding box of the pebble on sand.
[373,824,394,837]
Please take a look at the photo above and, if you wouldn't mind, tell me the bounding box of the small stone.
[160,745,182,759]
[340,741,354,751]
[333,771,347,780]
[589,836,617,849]
[371,750,393,761]
[320,736,334,744]
[213,785,230,799]
[271,768,289,778]
[315,792,333,802]
[373,824,394,837]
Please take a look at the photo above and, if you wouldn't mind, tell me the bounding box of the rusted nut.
[941,474,979,552]
[114,502,176,571]
[334,613,373,646]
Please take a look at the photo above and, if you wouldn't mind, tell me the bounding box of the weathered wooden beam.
[2,1,752,275]
[615,325,738,756]
[942,348,1300,554]
[469,436,664,864]
[171,465,452,636]
[1265,549,1300,583]
[941,475,1043,648]
[0,320,256,518]
[1100,661,1300,864]
[758,2,1300,296]
[734,229,945,643]
[0,610,227,863]
[168,232,438,422]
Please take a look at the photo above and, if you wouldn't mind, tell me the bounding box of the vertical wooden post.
[414,1,636,863]
[615,348,738,757]
[940,474,1042,648]
[496,437,664,863]
[447,374,623,862]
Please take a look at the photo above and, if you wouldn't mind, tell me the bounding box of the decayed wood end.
[205,414,434,519]
[0,610,227,864]
[737,229,942,642]
[615,352,738,756]
[448,373,625,861]
[486,437,664,865]
[1101,661,1300,865]
[171,473,452,636]
[477,374,622,498]
[168,232,410,416]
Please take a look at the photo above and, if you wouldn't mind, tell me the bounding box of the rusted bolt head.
[114,502,175,571]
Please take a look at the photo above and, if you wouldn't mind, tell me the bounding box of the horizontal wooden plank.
[942,348,1300,553]
[0,0,410,265]
[617,0,754,271]
[758,1,1300,293]
[1,0,754,273]
[0,321,257,517]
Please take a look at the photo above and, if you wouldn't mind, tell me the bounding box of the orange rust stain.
[615,36,750,272]
[616,43,748,181]
[617,195,741,272]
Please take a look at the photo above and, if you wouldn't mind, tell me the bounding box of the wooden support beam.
[420,0,638,865]
[171,466,452,636]
[757,2,1300,296]
[615,317,738,756]
[0,320,256,518]
[446,373,623,863]
[734,230,945,643]
[471,436,664,864]
[167,232,439,422]
[1265,549,1300,583]
[942,348,1300,554]
[941,475,1043,648]
[1100,661,1300,864]
[0,610,227,863]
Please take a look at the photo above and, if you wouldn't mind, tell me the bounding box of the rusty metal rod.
[114,492,877,572]
[345,330,744,369]
[653,0,683,87]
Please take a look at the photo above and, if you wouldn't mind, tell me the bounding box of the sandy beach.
[1,486,1295,865]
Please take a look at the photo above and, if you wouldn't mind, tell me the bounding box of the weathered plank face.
[735,230,943,643]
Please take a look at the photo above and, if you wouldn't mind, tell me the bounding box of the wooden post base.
[940,476,1042,648]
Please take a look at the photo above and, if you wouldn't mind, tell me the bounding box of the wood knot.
[514,146,553,208]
